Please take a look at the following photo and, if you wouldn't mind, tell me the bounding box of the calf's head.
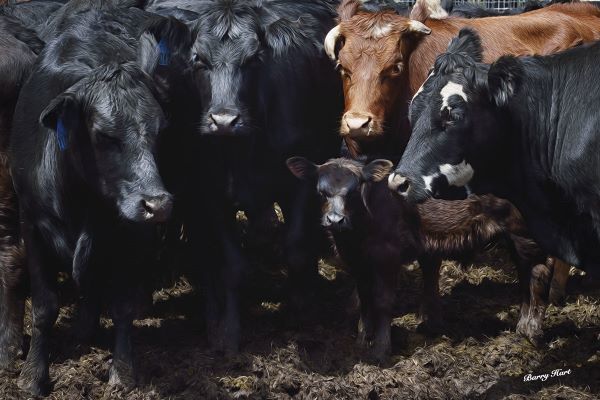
[39,34,183,223]
[286,157,394,230]
[388,28,524,203]
[325,0,431,139]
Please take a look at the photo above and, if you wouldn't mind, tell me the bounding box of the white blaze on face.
[440,81,467,111]
[439,160,474,187]
[371,22,392,39]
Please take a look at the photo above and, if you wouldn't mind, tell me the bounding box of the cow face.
[324,7,430,140]
[389,28,523,203]
[40,63,173,223]
[189,4,262,136]
[287,157,393,230]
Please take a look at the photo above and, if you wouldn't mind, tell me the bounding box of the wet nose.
[141,193,173,223]
[209,113,240,131]
[388,173,411,195]
[326,214,345,225]
[344,114,372,136]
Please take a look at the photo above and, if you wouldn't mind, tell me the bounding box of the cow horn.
[408,20,432,35]
[324,24,342,60]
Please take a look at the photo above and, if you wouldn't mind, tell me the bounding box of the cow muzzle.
[140,192,173,223]
[341,112,379,139]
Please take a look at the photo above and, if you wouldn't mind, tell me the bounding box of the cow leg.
[517,263,551,344]
[217,223,244,355]
[417,256,443,333]
[17,228,58,397]
[280,182,321,310]
[108,282,137,388]
[371,264,395,362]
[548,257,569,306]
[0,245,26,369]
[352,263,374,348]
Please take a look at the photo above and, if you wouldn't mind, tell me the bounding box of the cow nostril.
[338,216,345,225]
[141,194,173,222]
[209,113,240,129]
[398,180,410,193]
[345,115,372,132]
[388,173,410,193]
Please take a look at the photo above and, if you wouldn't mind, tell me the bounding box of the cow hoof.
[108,360,135,390]
[516,317,543,345]
[0,334,23,369]
[17,368,49,397]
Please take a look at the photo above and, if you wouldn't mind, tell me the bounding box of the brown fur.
[334,0,600,153]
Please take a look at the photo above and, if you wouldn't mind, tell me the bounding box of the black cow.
[146,0,343,353]
[8,9,190,396]
[389,28,600,279]
[0,13,44,373]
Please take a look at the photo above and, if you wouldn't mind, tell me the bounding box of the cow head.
[39,35,179,223]
[188,2,262,136]
[388,28,524,203]
[325,0,431,140]
[286,156,393,230]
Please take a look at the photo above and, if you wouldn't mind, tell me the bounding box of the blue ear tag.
[56,118,68,151]
[158,38,170,66]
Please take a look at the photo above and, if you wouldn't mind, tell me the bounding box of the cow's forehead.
[338,33,402,70]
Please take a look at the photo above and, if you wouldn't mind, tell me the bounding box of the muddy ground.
[0,216,599,400]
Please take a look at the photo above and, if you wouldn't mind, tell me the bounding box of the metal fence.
[392,0,540,11]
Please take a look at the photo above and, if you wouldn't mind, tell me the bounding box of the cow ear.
[137,16,192,76]
[338,0,361,21]
[488,55,524,107]
[40,92,80,151]
[447,28,482,62]
[362,159,394,182]
[410,0,449,22]
[286,157,318,180]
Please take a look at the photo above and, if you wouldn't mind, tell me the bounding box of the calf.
[288,157,552,360]
[8,10,190,396]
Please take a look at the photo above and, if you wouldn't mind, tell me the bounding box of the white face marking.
[412,70,435,103]
[371,22,392,39]
[323,195,346,225]
[440,81,467,111]
[439,160,474,187]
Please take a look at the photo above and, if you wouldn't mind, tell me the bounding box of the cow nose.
[345,114,372,136]
[209,113,239,131]
[141,193,173,223]
[388,173,410,195]
[326,214,345,225]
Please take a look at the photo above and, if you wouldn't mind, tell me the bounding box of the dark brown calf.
[287,157,557,360]
[327,0,600,156]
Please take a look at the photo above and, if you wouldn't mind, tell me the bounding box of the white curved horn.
[324,24,342,60]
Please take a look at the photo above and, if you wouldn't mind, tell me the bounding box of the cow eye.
[96,131,120,147]
[192,53,208,70]
[392,63,403,75]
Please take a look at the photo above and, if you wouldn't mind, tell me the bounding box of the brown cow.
[287,157,556,360]
[326,0,600,156]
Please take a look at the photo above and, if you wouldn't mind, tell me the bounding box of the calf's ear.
[447,28,482,62]
[487,56,524,107]
[362,159,394,182]
[286,157,318,180]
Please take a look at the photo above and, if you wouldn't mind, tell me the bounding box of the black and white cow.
[389,28,600,278]
[8,9,191,396]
